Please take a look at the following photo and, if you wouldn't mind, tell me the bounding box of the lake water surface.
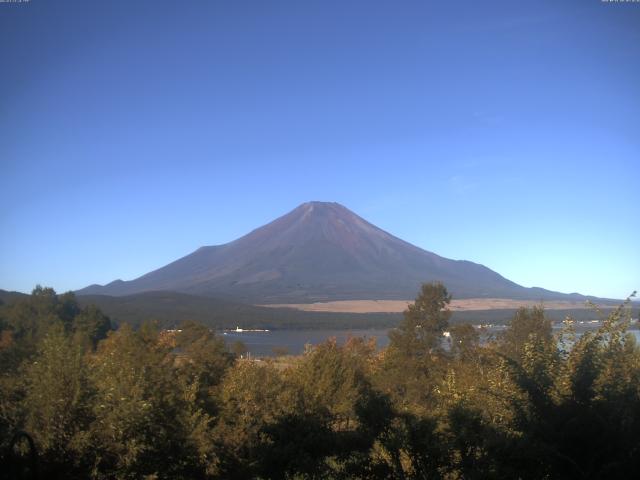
[222,328,390,357]
[222,325,640,357]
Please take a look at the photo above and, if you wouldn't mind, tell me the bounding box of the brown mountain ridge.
[77,202,600,304]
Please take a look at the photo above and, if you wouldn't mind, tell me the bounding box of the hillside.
[76,291,401,330]
[3,289,628,331]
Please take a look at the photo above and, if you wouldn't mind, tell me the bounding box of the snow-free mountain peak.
[77,202,589,303]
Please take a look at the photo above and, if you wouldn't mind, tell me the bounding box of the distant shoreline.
[260,298,618,314]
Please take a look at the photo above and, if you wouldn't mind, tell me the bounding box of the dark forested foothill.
[1,284,639,479]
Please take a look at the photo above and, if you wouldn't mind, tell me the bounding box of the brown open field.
[261,298,597,314]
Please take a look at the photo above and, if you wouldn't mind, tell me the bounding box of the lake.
[222,325,640,357]
[222,328,390,357]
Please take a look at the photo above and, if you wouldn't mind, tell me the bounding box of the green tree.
[488,296,640,478]
[212,361,290,478]
[388,282,452,357]
[2,286,110,357]
[22,322,94,476]
[72,304,112,348]
[449,323,480,362]
[380,282,451,414]
[175,321,233,407]
[498,305,553,362]
[88,323,201,479]
[259,338,391,480]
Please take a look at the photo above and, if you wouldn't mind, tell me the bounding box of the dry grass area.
[262,298,594,313]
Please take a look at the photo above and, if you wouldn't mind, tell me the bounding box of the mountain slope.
[77,202,592,303]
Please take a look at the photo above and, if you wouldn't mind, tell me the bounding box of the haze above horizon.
[1,1,638,299]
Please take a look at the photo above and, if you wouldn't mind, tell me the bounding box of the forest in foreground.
[1,284,639,479]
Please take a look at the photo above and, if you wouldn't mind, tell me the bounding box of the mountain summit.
[78,202,586,303]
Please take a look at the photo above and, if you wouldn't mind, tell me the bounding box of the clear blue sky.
[1,0,638,300]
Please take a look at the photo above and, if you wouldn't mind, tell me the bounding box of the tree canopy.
[1,286,639,479]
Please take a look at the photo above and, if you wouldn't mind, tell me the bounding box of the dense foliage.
[1,284,639,479]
